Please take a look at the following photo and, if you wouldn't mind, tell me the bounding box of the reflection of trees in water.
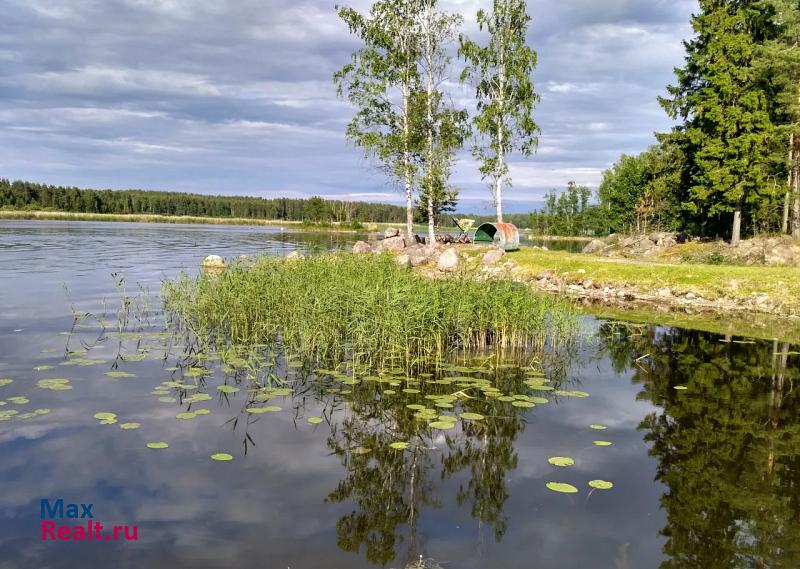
[322,361,549,567]
[597,323,800,568]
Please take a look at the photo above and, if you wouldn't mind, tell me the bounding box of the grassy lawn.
[509,248,800,309]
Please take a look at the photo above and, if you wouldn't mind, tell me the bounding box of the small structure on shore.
[473,222,520,251]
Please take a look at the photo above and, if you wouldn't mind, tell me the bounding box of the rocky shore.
[352,228,796,319]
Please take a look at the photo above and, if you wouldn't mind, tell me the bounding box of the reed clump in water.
[163,254,577,370]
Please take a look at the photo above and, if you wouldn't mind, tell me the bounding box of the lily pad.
[429,421,456,430]
[33,365,54,371]
[548,456,575,467]
[546,482,578,494]
[211,453,233,461]
[175,412,196,420]
[593,441,613,447]
[511,400,535,408]
[589,424,608,430]
[146,442,169,449]
[104,371,136,378]
[247,405,281,414]
[34,408,51,415]
[120,423,141,430]
[673,385,688,391]
[307,417,323,424]
[459,412,484,421]
[588,480,614,490]
[8,396,30,404]
[93,412,117,421]
[0,379,13,387]
[217,385,239,394]
[194,409,210,415]
[389,441,410,450]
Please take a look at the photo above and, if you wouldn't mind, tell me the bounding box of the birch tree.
[459,0,540,223]
[417,0,466,245]
[334,0,424,240]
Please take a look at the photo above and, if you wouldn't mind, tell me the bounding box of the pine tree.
[459,0,540,223]
[661,0,778,245]
[760,0,800,236]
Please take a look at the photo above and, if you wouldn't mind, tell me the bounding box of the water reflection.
[597,323,800,568]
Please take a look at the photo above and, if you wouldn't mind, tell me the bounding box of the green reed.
[162,254,577,371]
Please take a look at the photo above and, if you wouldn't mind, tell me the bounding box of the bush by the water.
[163,254,576,370]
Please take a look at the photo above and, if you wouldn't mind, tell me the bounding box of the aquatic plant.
[163,254,577,372]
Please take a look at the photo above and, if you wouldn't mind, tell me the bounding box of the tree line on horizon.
[0,178,408,224]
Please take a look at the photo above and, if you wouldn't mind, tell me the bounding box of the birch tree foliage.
[334,0,425,239]
[417,0,467,244]
[459,0,540,222]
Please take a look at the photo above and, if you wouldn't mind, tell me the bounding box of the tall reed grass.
[162,254,577,371]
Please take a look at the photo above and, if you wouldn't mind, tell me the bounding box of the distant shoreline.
[0,209,596,242]
[0,210,368,232]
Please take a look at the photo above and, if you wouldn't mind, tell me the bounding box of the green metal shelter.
[473,222,520,251]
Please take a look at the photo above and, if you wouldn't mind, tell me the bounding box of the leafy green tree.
[418,0,466,244]
[335,0,425,240]
[459,0,540,223]
[598,144,684,235]
[660,0,779,245]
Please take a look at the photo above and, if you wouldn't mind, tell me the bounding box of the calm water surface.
[0,220,797,569]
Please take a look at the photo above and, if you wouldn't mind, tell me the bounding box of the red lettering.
[94,522,103,540]
[41,520,56,540]
[57,526,70,540]
[72,525,86,540]
[113,525,122,540]
[124,525,138,541]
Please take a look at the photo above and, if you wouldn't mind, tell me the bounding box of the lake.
[0,220,797,569]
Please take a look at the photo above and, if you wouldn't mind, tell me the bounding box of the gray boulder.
[384,227,400,238]
[582,239,605,254]
[482,249,506,266]
[352,241,371,254]
[437,248,460,272]
[395,254,412,268]
[381,235,407,252]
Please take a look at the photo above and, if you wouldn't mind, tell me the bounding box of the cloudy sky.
[0,0,697,212]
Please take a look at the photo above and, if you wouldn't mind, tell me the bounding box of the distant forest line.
[0,179,408,224]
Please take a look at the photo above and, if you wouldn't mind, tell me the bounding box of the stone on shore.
[482,249,506,266]
[352,241,371,254]
[202,255,226,269]
[381,235,407,252]
[384,227,400,238]
[437,248,460,272]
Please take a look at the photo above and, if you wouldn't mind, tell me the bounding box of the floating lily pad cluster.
[545,423,615,494]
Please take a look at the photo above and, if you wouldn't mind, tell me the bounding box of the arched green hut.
[473,222,520,251]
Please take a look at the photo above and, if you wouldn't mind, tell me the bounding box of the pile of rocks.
[352,227,511,274]
[582,232,681,257]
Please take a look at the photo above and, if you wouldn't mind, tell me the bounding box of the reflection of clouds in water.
[0,225,679,568]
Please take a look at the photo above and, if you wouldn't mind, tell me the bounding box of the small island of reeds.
[163,254,577,372]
